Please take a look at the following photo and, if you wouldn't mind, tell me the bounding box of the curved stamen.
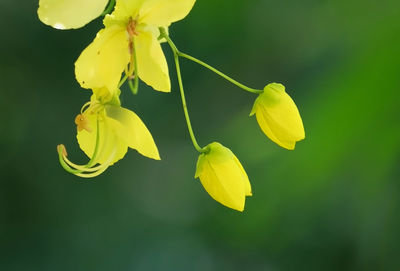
[63,153,105,172]
[74,149,116,178]
[57,145,82,174]
[56,114,112,178]
[57,145,116,178]
[80,101,91,114]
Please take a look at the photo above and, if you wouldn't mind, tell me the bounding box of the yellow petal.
[135,29,170,92]
[195,142,250,212]
[140,0,196,26]
[233,156,252,196]
[75,25,130,91]
[255,108,295,150]
[38,0,109,29]
[77,111,127,165]
[252,83,305,150]
[105,105,160,160]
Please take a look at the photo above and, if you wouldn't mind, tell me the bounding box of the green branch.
[178,52,263,94]
[101,0,116,16]
[159,27,263,95]
[160,28,206,153]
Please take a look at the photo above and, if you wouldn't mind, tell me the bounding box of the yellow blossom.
[37,0,109,29]
[58,87,160,177]
[195,142,252,212]
[75,0,196,92]
[250,83,305,150]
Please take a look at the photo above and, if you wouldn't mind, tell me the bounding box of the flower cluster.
[38,0,305,212]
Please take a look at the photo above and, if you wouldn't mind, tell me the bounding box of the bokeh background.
[1,0,400,270]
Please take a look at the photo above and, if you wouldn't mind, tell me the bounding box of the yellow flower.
[195,142,252,212]
[58,87,160,177]
[75,0,196,92]
[250,83,305,150]
[38,0,109,29]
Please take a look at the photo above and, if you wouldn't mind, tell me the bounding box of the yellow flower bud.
[250,83,305,150]
[195,142,252,212]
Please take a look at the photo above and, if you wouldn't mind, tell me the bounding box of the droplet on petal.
[53,23,66,30]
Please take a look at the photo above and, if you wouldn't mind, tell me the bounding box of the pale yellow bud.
[195,142,252,212]
[250,83,305,150]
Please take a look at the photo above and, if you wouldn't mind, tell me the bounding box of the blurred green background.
[1,0,400,270]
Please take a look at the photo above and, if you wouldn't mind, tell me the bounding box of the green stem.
[160,28,205,153]
[178,52,263,94]
[101,0,116,16]
[175,54,203,152]
[159,28,262,94]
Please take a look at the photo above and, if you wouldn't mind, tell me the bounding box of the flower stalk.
[159,27,263,95]
[159,27,206,153]
[101,0,116,16]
